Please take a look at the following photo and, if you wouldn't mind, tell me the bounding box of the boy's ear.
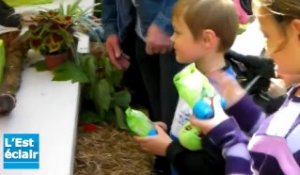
[201,29,218,48]
[290,19,300,38]
[291,19,300,31]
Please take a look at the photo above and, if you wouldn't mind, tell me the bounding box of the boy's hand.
[134,125,172,156]
[190,96,229,134]
[154,121,167,131]
[208,71,246,108]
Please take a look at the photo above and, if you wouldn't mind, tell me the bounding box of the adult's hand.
[105,34,130,69]
[145,24,172,55]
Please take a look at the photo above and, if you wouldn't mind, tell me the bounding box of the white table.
[0,67,80,175]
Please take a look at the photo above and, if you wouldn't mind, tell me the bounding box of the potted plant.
[22,0,97,69]
[23,9,76,69]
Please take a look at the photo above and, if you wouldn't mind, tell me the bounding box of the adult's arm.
[102,0,118,40]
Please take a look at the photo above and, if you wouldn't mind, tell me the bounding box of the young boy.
[135,0,247,174]
[169,0,241,143]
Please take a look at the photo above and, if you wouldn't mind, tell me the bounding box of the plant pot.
[44,52,67,70]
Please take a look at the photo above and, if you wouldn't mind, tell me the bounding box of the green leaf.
[80,110,104,123]
[31,60,48,71]
[52,62,89,83]
[99,108,106,121]
[115,106,128,130]
[94,79,112,111]
[103,57,112,77]
[109,70,123,86]
[81,54,97,85]
[112,90,131,108]
[58,3,64,15]
[105,110,114,123]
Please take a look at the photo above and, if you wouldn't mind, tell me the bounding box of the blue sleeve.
[102,0,118,40]
[152,0,176,36]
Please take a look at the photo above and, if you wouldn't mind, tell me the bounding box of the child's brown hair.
[254,0,300,26]
[172,0,239,52]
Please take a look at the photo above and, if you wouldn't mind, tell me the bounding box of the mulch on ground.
[74,124,155,175]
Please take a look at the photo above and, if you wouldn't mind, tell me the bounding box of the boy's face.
[171,16,206,64]
[257,7,300,75]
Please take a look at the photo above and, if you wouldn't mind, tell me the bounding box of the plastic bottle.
[193,97,226,119]
[125,107,157,137]
[174,64,226,151]
[173,63,226,119]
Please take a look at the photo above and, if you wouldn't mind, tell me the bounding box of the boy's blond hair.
[172,0,239,52]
